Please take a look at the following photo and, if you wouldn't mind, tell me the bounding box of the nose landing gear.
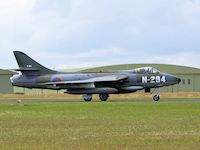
[153,95,160,101]
[152,88,160,101]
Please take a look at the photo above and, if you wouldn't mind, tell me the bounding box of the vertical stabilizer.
[14,51,56,75]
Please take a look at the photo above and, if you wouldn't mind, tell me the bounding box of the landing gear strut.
[152,88,160,101]
[82,94,92,102]
[99,94,109,101]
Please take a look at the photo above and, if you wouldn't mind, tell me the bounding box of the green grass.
[1,93,200,100]
[0,102,200,150]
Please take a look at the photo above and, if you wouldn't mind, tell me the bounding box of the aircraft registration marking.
[142,76,166,83]
[26,65,32,68]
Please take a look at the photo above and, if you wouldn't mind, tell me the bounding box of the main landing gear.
[82,94,92,102]
[99,94,109,101]
[82,94,109,102]
[152,88,160,101]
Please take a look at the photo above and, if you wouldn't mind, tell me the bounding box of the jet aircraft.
[11,51,181,101]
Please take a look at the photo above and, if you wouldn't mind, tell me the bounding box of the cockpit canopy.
[132,67,161,74]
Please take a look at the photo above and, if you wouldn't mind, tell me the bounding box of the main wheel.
[153,95,160,101]
[82,94,92,102]
[99,94,109,101]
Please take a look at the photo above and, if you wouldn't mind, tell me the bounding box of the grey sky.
[0,0,200,69]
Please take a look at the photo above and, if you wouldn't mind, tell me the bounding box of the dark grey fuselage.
[11,51,181,101]
[12,71,180,94]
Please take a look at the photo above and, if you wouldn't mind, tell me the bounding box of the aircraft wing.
[41,74,128,86]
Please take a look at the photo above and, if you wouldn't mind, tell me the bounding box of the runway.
[0,98,200,103]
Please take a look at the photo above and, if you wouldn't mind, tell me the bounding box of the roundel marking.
[55,77,62,82]
[51,77,62,82]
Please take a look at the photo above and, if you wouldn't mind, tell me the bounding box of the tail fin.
[14,51,56,75]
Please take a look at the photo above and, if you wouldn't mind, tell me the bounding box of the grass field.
[0,102,200,150]
[1,92,200,100]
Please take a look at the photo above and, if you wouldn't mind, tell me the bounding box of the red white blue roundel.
[51,76,62,82]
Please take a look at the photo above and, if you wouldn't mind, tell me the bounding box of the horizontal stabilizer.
[15,67,39,71]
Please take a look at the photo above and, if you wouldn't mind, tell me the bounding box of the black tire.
[99,94,109,101]
[83,94,92,102]
[84,98,92,102]
[153,95,160,101]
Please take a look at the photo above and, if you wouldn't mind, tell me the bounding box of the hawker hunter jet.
[11,51,181,102]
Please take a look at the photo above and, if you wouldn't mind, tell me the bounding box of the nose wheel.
[153,95,160,101]
[151,88,160,101]
[99,94,109,101]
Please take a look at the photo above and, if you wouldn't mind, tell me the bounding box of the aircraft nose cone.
[174,77,181,84]
[166,74,181,85]
[178,78,181,84]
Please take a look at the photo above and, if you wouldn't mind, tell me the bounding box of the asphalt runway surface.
[0,99,200,103]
